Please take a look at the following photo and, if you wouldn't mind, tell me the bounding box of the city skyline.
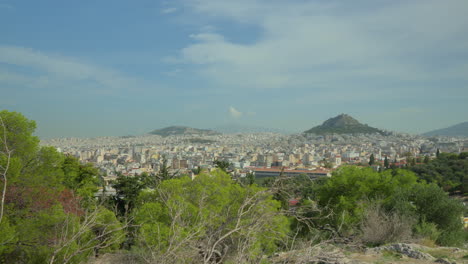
[1,0,468,138]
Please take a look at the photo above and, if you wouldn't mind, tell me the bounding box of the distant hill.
[212,124,291,134]
[423,122,468,137]
[304,114,384,135]
[148,126,220,137]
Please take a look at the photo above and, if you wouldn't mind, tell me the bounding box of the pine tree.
[384,156,389,169]
[368,154,375,166]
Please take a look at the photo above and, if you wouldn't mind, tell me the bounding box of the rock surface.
[367,243,436,261]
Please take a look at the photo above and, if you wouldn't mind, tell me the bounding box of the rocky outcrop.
[367,243,435,261]
[269,245,355,264]
[435,258,457,264]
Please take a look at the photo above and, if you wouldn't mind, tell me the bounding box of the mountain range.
[423,122,468,137]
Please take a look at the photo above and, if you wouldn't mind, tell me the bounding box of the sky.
[0,0,467,138]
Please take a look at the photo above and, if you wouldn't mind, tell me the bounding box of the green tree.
[408,152,468,194]
[389,183,465,246]
[315,166,417,231]
[62,156,100,201]
[245,171,255,185]
[213,159,231,173]
[192,166,203,175]
[157,156,175,181]
[134,169,289,263]
[0,110,39,166]
[112,174,146,215]
[0,110,123,263]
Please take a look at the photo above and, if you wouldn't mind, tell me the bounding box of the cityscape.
[41,115,468,195]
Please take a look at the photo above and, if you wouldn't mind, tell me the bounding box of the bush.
[389,183,465,246]
[134,170,290,263]
[315,166,417,232]
[360,203,414,246]
[414,220,441,242]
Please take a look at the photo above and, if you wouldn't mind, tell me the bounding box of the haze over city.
[1,0,467,138]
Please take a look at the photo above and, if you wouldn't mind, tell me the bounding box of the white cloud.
[161,7,177,14]
[173,0,468,91]
[0,45,142,93]
[229,106,242,119]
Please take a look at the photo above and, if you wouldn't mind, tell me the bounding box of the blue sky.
[1,0,467,138]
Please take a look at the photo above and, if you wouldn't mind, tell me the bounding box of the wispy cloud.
[172,0,468,93]
[0,45,146,94]
[229,106,242,119]
[161,7,177,14]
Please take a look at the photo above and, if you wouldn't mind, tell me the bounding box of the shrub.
[360,203,414,246]
[414,220,441,242]
[389,183,465,246]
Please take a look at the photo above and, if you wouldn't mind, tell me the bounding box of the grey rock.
[367,243,435,261]
[435,258,457,264]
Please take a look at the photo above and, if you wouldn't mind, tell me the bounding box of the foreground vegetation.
[0,110,467,263]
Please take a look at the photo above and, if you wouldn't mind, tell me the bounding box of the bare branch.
[0,115,12,225]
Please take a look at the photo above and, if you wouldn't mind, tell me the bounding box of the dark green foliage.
[62,156,100,200]
[408,152,468,193]
[112,174,146,214]
[191,166,203,175]
[369,154,375,166]
[388,183,465,246]
[384,156,389,169]
[0,110,39,165]
[424,155,430,164]
[245,171,255,185]
[213,159,231,173]
[157,156,176,181]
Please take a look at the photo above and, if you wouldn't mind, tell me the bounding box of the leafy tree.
[0,217,16,255]
[389,183,465,246]
[157,156,176,181]
[0,110,123,262]
[245,171,255,185]
[0,110,39,167]
[213,159,231,173]
[192,166,203,175]
[134,170,289,263]
[112,174,146,215]
[315,166,417,231]
[408,152,468,193]
[61,156,100,202]
[384,156,389,169]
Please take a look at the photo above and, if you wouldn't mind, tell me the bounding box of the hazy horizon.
[1,0,467,138]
